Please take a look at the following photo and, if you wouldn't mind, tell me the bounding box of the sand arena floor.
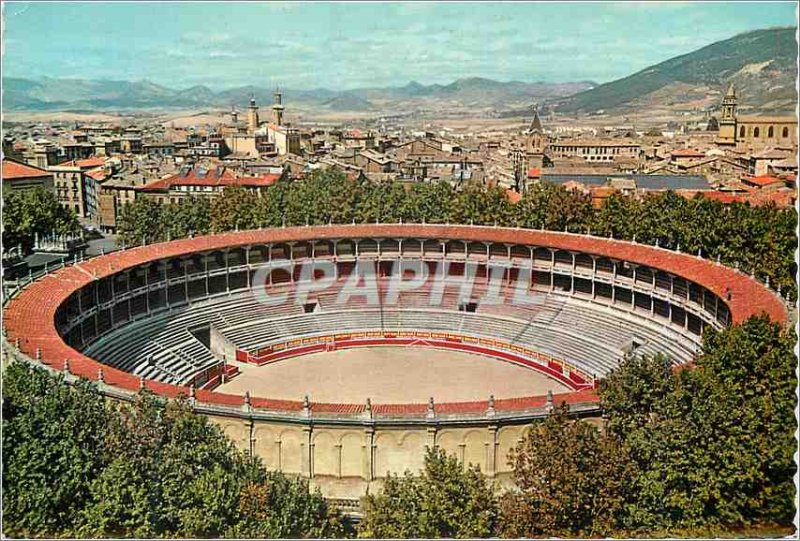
[217,346,569,403]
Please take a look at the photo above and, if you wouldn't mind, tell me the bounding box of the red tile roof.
[684,189,795,209]
[691,191,747,204]
[527,167,541,178]
[2,158,51,180]
[75,157,107,169]
[85,168,109,182]
[4,225,787,415]
[137,168,279,192]
[670,149,706,158]
[743,175,784,188]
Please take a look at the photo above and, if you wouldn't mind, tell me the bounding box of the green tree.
[600,317,797,531]
[515,182,593,232]
[590,192,642,239]
[162,196,212,239]
[210,186,259,232]
[117,197,165,246]
[2,187,79,253]
[359,447,497,538]
[447,182,513,226]
[2,363,110,538]
[3,363,344,538]
[227,469,345,538]
[78,458,158,538]
[499,405,635,538]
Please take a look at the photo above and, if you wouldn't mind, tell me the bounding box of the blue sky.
[2,2,797,90]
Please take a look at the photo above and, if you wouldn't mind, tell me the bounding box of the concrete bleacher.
[83,276,701,385]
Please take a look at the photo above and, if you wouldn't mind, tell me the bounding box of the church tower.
[247,95,259,133]
[717,83,737,145]
[525,107,547,170]
[272,88,285,126]
[527,108,545,152]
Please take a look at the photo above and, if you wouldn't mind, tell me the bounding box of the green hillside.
[557,27,797,114]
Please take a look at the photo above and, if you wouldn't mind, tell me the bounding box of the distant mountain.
[1,76,593,114]
[8,26,793,117]
[321,93,374,112]
[352,77,594,107]
[555,27,798,115]
[174,85,218,105]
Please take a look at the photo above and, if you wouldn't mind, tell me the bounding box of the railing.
[1,335,600,426]
[4,223,791,313]
[2,223,790,424]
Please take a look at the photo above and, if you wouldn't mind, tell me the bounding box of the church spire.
[529,107,543,133]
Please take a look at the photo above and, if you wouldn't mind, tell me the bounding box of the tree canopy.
[3,313,796,538]
[599,316,797,532]
[2,362,343,539]
[2,187,79,254]
[499,405,635,538]
[359,447,497,538]
[117,170,797,300]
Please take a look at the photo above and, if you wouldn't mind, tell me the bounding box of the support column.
[247,419,255,458]
[245,247,252,290]
[93,281,100,334]
[486,425,498,478]
[570,253,576,294]
[77,290,85,346]
[164,262,169,308]
[427,426,437,450]
[184,259,189,304]
[204,253,209,297]
[591,256,597,299]
[225,249,231,293]
[363,427,375,481]
[529,247,535,285]
[302,426,313,479]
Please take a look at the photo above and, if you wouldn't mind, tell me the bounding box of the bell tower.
[247,94,259,134]
[527,108,545,152]
[272,88,285,126]
[717,83,737,146]
[525,107,547,170]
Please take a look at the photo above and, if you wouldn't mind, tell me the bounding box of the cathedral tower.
[717,83,737,145]
[527,108,545,152]
[525,107,547,171]
[247,95,259,134]
[272,88,285,126]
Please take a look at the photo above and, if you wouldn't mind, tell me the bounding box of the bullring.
[2,223,787,503]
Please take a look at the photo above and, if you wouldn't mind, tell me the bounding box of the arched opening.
[753,127,760,138]
[768,126,774,138]
[739,126,745,138]
[783,127,789,138]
